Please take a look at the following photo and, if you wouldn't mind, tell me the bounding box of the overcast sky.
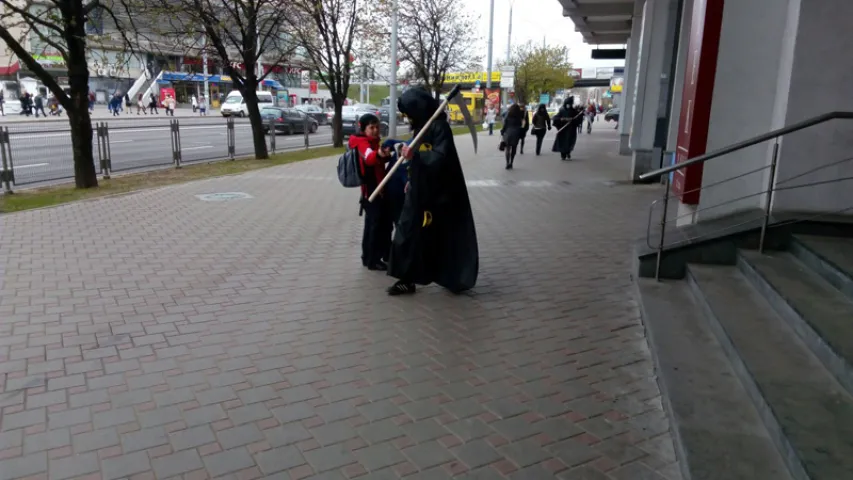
[471,0,625,70]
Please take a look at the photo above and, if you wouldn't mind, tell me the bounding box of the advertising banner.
[485,88,501,114]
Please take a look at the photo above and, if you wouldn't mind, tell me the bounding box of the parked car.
[604,107,620,122]
[295,104,328,125]
[261,107,319,134]
[379,106,405,126]
[340,105,389,137]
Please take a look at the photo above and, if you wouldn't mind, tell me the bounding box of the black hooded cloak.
[388,88,479,293]
[552,99,583,155]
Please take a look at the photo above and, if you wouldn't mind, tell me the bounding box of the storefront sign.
[610,76,624,93]
[309,80,318,94]
[672,0,725,205]
[596,67,615,79]
[33,55,65,68]
[443,71,501,84]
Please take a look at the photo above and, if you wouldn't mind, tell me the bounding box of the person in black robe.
[552,96,583,160]
[386,88,479,296]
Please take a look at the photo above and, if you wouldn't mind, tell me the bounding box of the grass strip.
[0,125,490,213]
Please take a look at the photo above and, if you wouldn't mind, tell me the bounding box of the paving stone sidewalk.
[0,122,680,480]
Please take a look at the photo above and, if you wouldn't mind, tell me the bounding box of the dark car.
[261,107,319,135]
[295,104,328,125]
[604,107,620,122]
[379,106,404,126]
[340,105,389,137]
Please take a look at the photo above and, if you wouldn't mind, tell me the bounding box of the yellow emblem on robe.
[422,211,433,227]
[419,143,432,152]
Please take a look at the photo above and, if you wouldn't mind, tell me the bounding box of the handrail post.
[655,174,671,280]
[759,139,780,253]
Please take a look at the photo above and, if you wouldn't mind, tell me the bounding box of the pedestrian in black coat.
[531,104,552,155]
[500,104,524,170]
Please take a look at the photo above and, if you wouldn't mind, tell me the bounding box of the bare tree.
[285,0,362,148]
[374,0,480,99]
[0,0,137,188]
[147,0,298,159]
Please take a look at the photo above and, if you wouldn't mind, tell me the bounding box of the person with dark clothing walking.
[33,93,46,118]
[124,93,132,114]
[531,104,551,155]
[552,97,583,160]
[0,90,5,116]
[386,87,479,296]
[149,93,159,114]
[348,114,392,272]
[20,92,32,116]
[500,104,524,170]
[519,106,530,154]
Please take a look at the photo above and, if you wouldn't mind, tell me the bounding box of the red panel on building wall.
[672,0,725,205]
[309,80,318,94]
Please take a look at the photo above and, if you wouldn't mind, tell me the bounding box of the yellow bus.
[447,91,485,124]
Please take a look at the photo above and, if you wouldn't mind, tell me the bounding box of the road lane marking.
[13,163,50,169]
[182,146,214,151]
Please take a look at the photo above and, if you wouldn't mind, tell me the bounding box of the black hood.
[398,88,441,129]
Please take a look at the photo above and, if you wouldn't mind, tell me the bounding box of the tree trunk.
[68,106,97,189]
[66,3,97,189]
[241,86,269,160]
[331,98,344,148]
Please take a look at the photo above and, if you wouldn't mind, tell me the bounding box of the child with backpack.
[347,114,392,271]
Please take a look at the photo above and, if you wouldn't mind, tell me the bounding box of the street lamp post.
[486,0,494,90]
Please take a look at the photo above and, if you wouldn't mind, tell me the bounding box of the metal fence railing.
[0,116,335,189]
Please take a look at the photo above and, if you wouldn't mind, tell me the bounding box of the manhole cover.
[195,192,254,202]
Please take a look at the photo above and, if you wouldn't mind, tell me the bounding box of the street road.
[4,117,334,185]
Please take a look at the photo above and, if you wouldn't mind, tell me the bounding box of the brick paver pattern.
[0,123,681,480]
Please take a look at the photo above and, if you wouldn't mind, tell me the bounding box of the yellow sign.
[443,71,501,84]
[610,77,624,93]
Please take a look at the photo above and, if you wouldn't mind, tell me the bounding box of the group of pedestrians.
[497,96,586,166]
[347,87,479,296]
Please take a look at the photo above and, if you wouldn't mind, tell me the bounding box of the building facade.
[559,0,853,226]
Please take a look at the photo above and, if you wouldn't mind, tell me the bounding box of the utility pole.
[505,1,513,109]
[358,40,364,103]
[202,35,209,102]
[486,0,494,90]
[506,2,512,64]
[389,0,399,137]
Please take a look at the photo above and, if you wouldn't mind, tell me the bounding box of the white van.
[220,90,275,117]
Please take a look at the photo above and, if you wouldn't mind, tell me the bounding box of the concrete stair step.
[636,278,792,480]
[688,264,853,480]
[738,249,853,395]
[790,234,853,301]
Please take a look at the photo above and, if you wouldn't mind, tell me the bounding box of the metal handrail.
[639,111,853,180]
[647,110,853,280]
